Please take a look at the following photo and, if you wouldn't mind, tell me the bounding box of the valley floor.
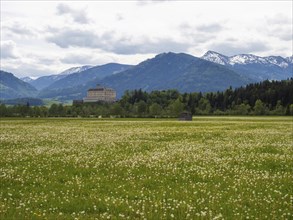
[0,117,292,219]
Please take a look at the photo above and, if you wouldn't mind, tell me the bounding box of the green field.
[0,117,292,219]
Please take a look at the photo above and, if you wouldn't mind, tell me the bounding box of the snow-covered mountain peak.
[201,50,229,65]
[204,50,223,56]
[21,76,35,82]
[265,56,288,68]
[229,54,263,65]
[59,65,93,76]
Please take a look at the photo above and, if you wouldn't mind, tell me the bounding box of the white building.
[83,85,116,103]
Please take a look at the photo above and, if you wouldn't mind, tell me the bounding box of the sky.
[0,0,292,78]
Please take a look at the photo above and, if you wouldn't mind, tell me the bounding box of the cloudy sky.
[1,0,292,78]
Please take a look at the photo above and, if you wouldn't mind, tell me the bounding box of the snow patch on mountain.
[48,65,93,80]
[21,76,37,82]
[59,65,93,76]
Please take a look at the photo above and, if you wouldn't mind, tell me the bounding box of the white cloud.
[60,51,114,65]
[56,3,90,24]
[263,14,292,42]
[47,28,100,48]
[2,21,35,37]
[197,23,223,33]
[209,40,270,56]
[0,40,19,59]
[61,53,94,64]
[266,13,292,25]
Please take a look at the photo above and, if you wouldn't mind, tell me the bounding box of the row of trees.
[0,79,292,117]
[1,99,291,118]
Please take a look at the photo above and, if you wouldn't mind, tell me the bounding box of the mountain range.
[201,51,292,81]
[27,65,93,90]
[98,52,250,97]
[1,51,292,101]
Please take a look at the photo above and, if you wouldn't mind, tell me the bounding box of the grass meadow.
[0,117,292,219]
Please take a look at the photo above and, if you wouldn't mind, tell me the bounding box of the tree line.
[0,79,292,117]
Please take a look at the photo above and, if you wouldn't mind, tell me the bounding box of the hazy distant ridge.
[0,70,38,99]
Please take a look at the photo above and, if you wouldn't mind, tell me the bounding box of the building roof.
[88,86,115,92]
[88,88,105,91]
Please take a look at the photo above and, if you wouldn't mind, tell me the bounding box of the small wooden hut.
[178,111,192,121]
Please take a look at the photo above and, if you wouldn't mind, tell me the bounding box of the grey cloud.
[225,37,238,42]
[192,34,215,44]
[38,57,57,65]
[0,41,18,59]
[197,23,223,33]
[61,54,93,64]
[265,14,292,42]
[280,33,292,41]
[4,66,53,78]
[269,27,292,42]
[178,22,220,44]
[4,22,35,36]
[47,29,101,48]
[210,41,270,56]
[178,23,193,33]
[179,22,223,34]
[274,32,292,41]
[57,3,71,14]
[111,38,190,55]
[56,3,90,24]
[47,28,191,54]
[116,13,124,21]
